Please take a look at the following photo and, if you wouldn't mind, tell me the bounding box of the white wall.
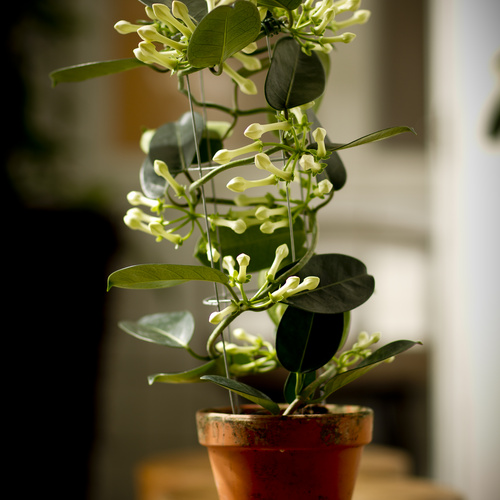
[428,0,500,498]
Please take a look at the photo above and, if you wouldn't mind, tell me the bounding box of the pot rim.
[196,403,373,420]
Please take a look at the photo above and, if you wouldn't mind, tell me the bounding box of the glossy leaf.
[276,306,345,373]
[265,36,325,111]
[107,263,229,290]
[194,216,307,272]
[201,375,281,414]
[50,58,145,86]
[318,340,422,399]
[141,112,204,198]
[257,0,303,10]
[149,358,226,384]
[284,254,375,314]
[119,311,195,348]
[187,1,261,69]
[332,126,417,151]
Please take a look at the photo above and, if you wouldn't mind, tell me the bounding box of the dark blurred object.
[5,2,117,499]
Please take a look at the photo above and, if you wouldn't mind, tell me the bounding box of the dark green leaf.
[201,375,280,414]
[276,306,345,373]
[141,112,205,198]
[320,340,422,399]
[187,1,261,69]
[149,358,226,384]
[284,371,316,403]
[332,126,417,151]
[119,311,195,348]
[195,216,307,273]
[50,59,145,86]
[284,254,375,314]
[265,36,325,111]
[107,263,229,290]
[257,0,303,10]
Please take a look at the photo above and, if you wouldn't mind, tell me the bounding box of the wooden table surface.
[135,445,463,500]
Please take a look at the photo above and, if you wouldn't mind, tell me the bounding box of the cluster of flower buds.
[115,2,197,73]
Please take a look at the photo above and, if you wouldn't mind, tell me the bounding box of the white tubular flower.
[209,215,247,234]
[266,244,289,280]
[212,141,262,165]
[232,52,262,71]
[299,154,323,174]
[171,1,196,32]
[244,121,292,140]
[127,191,161,211]
[254,153,292,182]
[332,9,370,29]
[236,253,251,282]
[114,20,142,34]
[255,205,288,221]
[124,208,158,234]
[260,219,289,234]
[152,2,192,37]
[222,255,236,276]
[312,127,327,157]
[133,41,178,70]
[226,174,277,193]
[313,8,336,34]
[137,26,186,51]
[333,0,361,14]
[283,276,320,298]
[206,242,220,264]
[270,276,301,301]
[311,0,334,21]
[140,128,156,154]
[222,62,258,95]
[209,303,238,324]
[353,331,381,350]
[321,32,356,44]
[154,160,185,197]
[314,179,334,197]
[234,194,272,206]
[241,41,258,54]
[148,221,183,245]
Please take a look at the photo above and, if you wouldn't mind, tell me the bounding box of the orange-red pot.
[196,404,373,500]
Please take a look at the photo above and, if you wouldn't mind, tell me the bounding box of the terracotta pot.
[196,404,373,500]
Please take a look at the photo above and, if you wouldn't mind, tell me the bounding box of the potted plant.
[51,0,421,498]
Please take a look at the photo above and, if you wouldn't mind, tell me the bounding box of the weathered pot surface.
[196,404,373,500]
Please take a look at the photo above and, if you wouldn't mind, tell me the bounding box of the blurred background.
[6,0,498,499]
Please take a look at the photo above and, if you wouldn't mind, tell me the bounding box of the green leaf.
[320,340,422,399]
[257,0,303,10]
[265,36,325,111]
[284,371,316,404]
[284,254,375,314]
[187,1,261,69]
[118,311,195,348]
[201,375,281,415]
[141,111,205,198]
[333,126,417,151]
[194,216,307,273]
[149,358,226,384]
[276,306,345,373]
[107,263,229,290]
[49,58,145,86]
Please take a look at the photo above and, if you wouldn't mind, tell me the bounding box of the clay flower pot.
[196,404,373,500]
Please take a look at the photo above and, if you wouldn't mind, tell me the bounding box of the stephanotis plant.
[51,0,421,416]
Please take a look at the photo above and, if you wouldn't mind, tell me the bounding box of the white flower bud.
[254,153,292,181]
[209,303,238,324]
[210,215,247,234]
[283,276,320,298]
[312,127,327,157]
[270,276,301,301]
[255,205,288,221]
[259,219,289,234]
[222,62,258,95]
[153,160,185,196]
[114,20,142,34]
[244,121,291,140]
[212,141,262,165]
[226,174,277,193]
[171,1,196,32]
[266,244,289,280]
[314,179,334,197]
[148,222,183,245]
[126,191,161,210]
[236,253,251,282]
[299,154,323,174]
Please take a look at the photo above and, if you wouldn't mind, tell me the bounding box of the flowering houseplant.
[51,0,420,416]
